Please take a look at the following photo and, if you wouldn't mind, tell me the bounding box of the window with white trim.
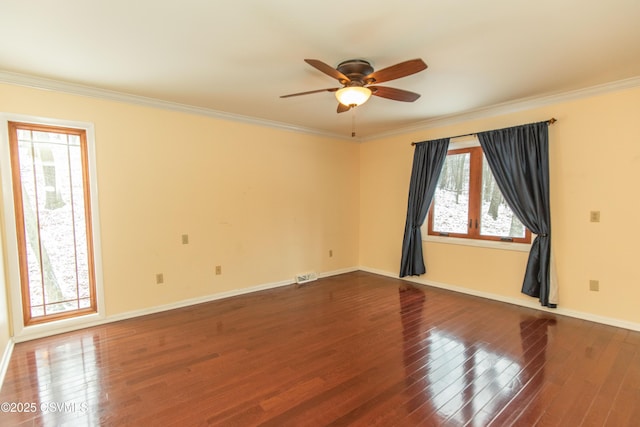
[8,121,99,325]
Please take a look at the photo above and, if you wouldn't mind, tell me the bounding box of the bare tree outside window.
[428,145,529,243]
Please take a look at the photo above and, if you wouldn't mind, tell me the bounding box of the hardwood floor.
[1,271,639,426]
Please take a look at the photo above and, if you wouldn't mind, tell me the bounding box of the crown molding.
[2,70,639,142]
[362,75,640,141]
[0,70,350,140]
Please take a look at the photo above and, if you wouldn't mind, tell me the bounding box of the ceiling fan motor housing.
[336,59,374,86]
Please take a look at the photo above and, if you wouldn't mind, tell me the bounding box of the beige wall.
[1,80,639,353]
[0,83,360,321]
[360,85,640,325]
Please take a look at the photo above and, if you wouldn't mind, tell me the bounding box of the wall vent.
[295,272,318,284]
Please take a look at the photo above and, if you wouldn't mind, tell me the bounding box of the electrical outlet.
[215,265,222,275]
[589,279,599,292]
[156,273,164,284]
[182,234,189,244]
[590,211,600,223]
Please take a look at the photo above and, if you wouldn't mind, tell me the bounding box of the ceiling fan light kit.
[335,86,372,107]
[281,58,428,114]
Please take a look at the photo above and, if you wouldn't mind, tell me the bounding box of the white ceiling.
[1,0,640,139]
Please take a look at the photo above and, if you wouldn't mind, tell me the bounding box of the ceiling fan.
[280,58,427,113]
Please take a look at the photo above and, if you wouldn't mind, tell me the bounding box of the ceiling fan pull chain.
[352,108,356,138]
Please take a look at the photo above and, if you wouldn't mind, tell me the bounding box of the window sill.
[15,311,105,342]
[423,235,532,252]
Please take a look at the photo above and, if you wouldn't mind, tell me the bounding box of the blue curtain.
[400,138,450,277]
[478,122,554,307]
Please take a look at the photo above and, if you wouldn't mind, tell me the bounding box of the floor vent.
[295,272,318,284]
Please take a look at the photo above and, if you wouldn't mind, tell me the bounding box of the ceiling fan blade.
[370,86,421,102]
[337,103,351,113]
[280,88,339,98]
[364,59,427,84]
[305,59,350,83]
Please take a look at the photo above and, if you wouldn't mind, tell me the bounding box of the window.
[8,121,98,325]
[427,145,531,244]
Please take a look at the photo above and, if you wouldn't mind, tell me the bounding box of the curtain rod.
[410,118,557,146]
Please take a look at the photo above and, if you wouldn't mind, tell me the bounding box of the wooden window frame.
[8,121,98,326]
[427,146,532,244]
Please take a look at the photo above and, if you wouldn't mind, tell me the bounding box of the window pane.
[10,123,97,324]
[480,157,526,238]
[17,138,46,311]
[432,152,470,234]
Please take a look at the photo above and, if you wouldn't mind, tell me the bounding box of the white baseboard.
[104,267,358,326]
[0,338,15,390]
[359,266,640,332]
[13,267,360,343]
[16,262,636,344]
[6,264,637,390]
[318,266,359,279]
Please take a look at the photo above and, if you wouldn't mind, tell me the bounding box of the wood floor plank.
[602,348,640,426]
[1,271,639,426]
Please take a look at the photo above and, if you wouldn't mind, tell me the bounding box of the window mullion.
[468,147,483,239]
